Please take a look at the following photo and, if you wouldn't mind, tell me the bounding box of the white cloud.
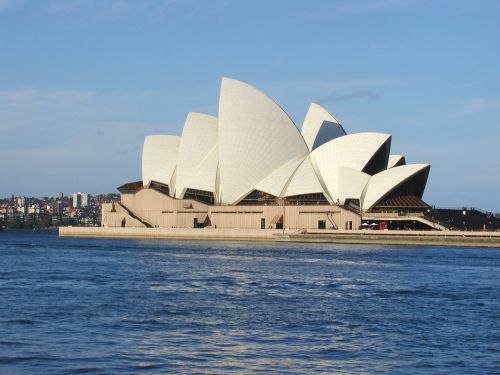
[0,88,156,134]
[0,119,166,196]
[0,88,153,106]
[274,78,390,91]
[0,0,12,11]
[0,0,26,12]
[461,98,500,114]
[297,0,415,22]
[335,0,415,15]
[0,89,37,108]
[44,0,200,19]
[259,78,394,125]
[0,85,184,195]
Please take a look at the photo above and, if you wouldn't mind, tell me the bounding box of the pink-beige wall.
[103,203,146,228]
[103,188,361,230]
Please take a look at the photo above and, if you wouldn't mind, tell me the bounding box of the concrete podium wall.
[104,188,361,230]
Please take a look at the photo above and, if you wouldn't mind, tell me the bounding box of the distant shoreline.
[1,227,59,232]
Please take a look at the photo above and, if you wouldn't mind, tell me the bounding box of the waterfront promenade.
[59,227,500,248]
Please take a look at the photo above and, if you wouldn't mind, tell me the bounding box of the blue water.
[0,230,499,374]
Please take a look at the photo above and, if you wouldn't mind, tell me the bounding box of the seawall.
[59,227,500,248]
[276,230,500,248]
[59,226,285,241]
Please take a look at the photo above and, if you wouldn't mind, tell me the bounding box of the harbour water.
[1,230,499,374]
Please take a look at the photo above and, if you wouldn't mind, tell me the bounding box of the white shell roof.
[283,156,329,200]
[361,164,430,212]
[254,155,306,198]
[387,154,406,169]
[142,135,180,195]
[138,77,430,211]
[301,103,346,151]
[175,112,218,198]
[181,146,218,195]
[218,77,309,204]
[310,132,391,203]
[337,167,371,205]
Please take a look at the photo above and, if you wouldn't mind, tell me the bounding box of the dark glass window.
[149,181,170,195]
[184,189,215,205]
[286,193,329,205]
[238,190,279,206]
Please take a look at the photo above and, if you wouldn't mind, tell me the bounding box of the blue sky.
[0,0,499,211]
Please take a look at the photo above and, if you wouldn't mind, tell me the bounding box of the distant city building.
[53,200,63,216]
[72,192,89,208]
[16,196,28,215]
[1,192,119,229]
[17,196,25,207]
[81,193,88,208]
[55,192,64,216]
[72,193,80,208]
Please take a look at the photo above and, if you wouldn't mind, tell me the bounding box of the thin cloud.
[298,0,415,22]
[316,91,380,104]
[281,78,389,91]
[335,0,414,15]
[45,0,85,13]
[0,89,37,109]
[461,98,500,114]
[45,0,199,19]
[0,0,13,11]
[0,88,154,108]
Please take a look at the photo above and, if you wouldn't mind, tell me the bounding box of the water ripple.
[0,230,499,374]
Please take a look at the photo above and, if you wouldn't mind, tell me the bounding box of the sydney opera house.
[103,78,432,231]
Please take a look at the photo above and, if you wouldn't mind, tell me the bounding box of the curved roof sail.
[182,145,219,196]
[136,77,431,212]
[142,135,180,196]
[361,164,430,212]
[387,154,406,169]
[283,156,329,200]
[254,156,306,198]
[301,103,346,151]
[218,77,309,204]
[310,132,391,203]
[175,112,218,198]
[337,167,371,205]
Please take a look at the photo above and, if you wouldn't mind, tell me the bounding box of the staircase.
[415,216,449,231]
[116,202,153,228]
[362,212,449,231]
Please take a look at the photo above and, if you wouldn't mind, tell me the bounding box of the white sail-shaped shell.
[136,77,431,216]
[218,77,309,204]
[362,164,430,212]
[311,132,391,203]
[184,146,218,195]
[301,103,346,151]
[142,135,180,196]
[337,167,371,205]
[387,154,406,169]
[254,156,306,198]
[283,156,329,199]
[175,112,218,198]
